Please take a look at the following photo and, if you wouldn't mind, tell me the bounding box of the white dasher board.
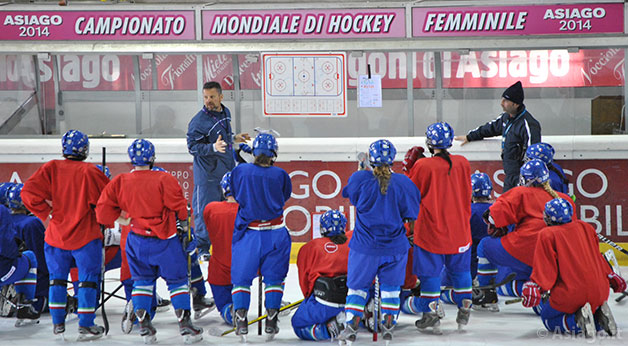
[262,52,347,117]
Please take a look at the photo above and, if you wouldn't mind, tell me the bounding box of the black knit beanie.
[502,81,524,104]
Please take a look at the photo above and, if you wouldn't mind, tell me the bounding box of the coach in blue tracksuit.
[186,81,249,258]
[455,81,541,192]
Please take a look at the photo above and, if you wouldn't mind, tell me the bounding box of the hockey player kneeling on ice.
[406,122,473,333]
[95,139,203,344]
[476,160,575,312]
[291,210,351,341]
[440,173,493,308]
[521,198,626,338]
[5,183,49,314]
[339,139,421,344]
[229,133,292,342]
[0,205,40,327]
[21,130,109,340]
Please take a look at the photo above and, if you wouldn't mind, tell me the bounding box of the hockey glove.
[180,231,197,255]
[14,237,27,253]
[239,143,253,154]
[176,219,189,235]
[487,224,509,237]
[521,281,542,308]
[608,272,627,293]
[402,146,425,173]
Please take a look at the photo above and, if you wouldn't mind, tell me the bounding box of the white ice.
[1,264,627,345]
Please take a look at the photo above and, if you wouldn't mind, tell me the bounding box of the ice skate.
[265,308,280,341]
[575,302,596,339]
[381,313,396,345]
[155,293,171,313]
[326,311,346,340]
[53,323,66,340]
[14,294,40,327]
[0,285,17,317]
[234,308,248,343]
[456,299,472,331]
[337,315,360,345]
[362,298,375,332]
[176,309,203,344]
[594,301,617,336]
[192,293,215,319]
[279,299,293,317]
[65,295,78,317]
[121,300,136,334]
[77,324,105,341]
[472,287,499,312]
[136,308,157,344]
[415,300,444,335]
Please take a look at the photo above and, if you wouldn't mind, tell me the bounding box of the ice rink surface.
[2,264,627,346]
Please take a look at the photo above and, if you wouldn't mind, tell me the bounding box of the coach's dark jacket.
[465,106,541,192]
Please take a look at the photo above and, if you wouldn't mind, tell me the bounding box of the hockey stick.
[258,275,263,335]
[602,249,628,303]
[372,275,379,342]
[504,292,549,305]
[616,292,628,303]
[442,272,516,291]
[99,147,109,335]
[95,283,125,310]
[597,233,628,256]
[207,299,303,337]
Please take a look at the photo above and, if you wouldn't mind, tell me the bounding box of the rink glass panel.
[0,49,625,137]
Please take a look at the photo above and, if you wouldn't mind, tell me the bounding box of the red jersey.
[297,233,351,297]
[531,220,611,313]
[203,200,239,286]
[21,159,109,250]
[489,186,576,266]
[409,154,472,254]
[96,170,187,240]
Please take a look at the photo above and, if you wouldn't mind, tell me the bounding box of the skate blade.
[183,334,203,344]
[121,320,134,334]
[239,335,247,343]
[15,318,40,327]
[77,333,104,342]
[143,334,157,344]
[417,322,442,335]
[194,308,214,320]
[155,305,170,313]
[471,305,499,313]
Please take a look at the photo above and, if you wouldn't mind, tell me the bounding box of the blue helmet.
[128,139,155,166]
[0,182,16,207]
[471,172,493,198]
[425,122,454,149]
[544,198,573,225]
[526,143,555,165]
[252,133,278,158]
[319,209,347,237]
[152,166,167,172]
[368,139,396,167]
[62,129,89,159]
[7,183,24,210]
[95,164,111,179]
[221,171,232,197]
[519,159,550,186]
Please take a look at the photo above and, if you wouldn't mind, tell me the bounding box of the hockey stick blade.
[442,273,516,291]
[208,299,304,337]
[615,291,628,303]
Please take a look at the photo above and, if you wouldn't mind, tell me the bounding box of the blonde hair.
[373,165,392,194]
[541,181,559,199]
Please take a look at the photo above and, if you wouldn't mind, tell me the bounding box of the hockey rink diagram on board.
[262,52,347,117]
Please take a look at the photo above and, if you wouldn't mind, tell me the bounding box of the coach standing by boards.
[187,81,250,259]
[454,81,541,193]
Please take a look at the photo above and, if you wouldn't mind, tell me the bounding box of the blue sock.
[168,280,190,310]
[380,284,400,317]
[231,286,251,311]
[417,276,440,313]
[14,251,37,301]
[450,271,472,308]
[221,303,233,325]
[345,288,368,321]
[190,255,207,296]
[132,280,154,315]
[293,323,332,341]
[77,274,99,327]
[264,280,284,310]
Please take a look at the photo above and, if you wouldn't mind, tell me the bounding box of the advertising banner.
[2,159,627,244]
[202,8,406,39]
[413,3,623,37]
[0,11,196,40]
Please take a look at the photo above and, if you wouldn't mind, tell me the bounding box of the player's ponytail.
[541,180,559,199]
[254,154,274,167]
[329,234,348,245]
[373,165,392,194]
[434,150,452,175]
